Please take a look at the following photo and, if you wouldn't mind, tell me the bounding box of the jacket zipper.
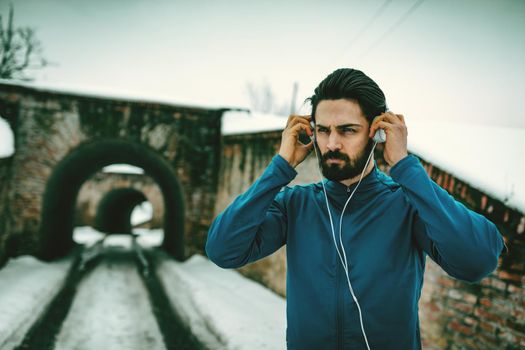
[336,243,343,350]
[338,186,350,349]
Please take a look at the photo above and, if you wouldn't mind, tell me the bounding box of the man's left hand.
[369,112,408,167]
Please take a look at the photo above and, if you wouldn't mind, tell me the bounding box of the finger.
[370,113,402,136]
[287,115,311,127]
[381,112,403,125]
[297,115,312,124]
[375,121,393,133]
[286,115,296,128]
[385,112,405,124]
[289,122,310,137]
[370,120,394,138]
[288,116,313,135]
[286,114,306,128]
[369,114,387,137]
[287,116,296,128]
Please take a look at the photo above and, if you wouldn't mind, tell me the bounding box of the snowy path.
[0,228,288,349]
[157,254,287,350]
[54,249,166,350]
[0,256,72,349]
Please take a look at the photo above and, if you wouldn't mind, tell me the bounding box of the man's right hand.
[278,115,314,168]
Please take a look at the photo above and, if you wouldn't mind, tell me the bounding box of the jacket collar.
[320,160,383,205]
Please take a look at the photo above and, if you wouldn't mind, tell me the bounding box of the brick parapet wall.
[1,95,83,255]
[0,83,223,261]
[416,158,525,349]
[217,130,524,350]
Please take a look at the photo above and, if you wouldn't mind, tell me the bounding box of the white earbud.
[373,128,386,143]
[372,104,391,143]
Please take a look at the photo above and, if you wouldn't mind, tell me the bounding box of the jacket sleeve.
[205,154,297,269]
[389,155,504,283]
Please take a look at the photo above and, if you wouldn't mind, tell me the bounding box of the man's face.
[314,99,373,182]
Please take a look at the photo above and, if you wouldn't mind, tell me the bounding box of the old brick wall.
[215,130,524,349]
[416,159,524,349]
[214,131,328,296]
[0,82,223,262]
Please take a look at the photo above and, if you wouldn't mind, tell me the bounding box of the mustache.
[322,151,350,162]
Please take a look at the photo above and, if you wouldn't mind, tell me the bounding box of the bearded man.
[205,68,504,350]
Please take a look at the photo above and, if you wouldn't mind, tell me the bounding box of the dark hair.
[307,68,387,125]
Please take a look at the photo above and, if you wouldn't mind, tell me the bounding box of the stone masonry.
[0,82,227,263]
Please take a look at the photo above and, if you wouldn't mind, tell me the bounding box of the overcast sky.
[1,0,524,128]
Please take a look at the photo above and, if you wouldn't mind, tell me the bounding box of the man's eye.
[342,128,356,133]
[317,128,328,134]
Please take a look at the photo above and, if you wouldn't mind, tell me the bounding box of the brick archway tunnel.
[38,138,185,261]
[95,188,148,235]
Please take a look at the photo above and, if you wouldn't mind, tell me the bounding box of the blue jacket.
[205,154,504,349]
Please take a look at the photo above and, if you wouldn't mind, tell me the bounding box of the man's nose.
[326,132,342,152]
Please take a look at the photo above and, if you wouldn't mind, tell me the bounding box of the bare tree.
[245,80,290,116]
[0,4,48,80]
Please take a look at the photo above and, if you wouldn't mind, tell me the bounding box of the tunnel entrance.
[38,139,185,261]
[95,188,148,234]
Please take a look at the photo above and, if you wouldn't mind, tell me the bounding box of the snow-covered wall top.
[222,111,287,135]
[0,79,248,112]
[222,111,525,214]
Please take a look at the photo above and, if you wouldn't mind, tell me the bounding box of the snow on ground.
[73,226,140,249]
[72,227,287,349]
[73,226,106,247]
[54,249,166,350]
[0,255,73,349]
[157,254,287,350]
[134,228,164,248]
[0,228,286,349]
[73,226,164,249]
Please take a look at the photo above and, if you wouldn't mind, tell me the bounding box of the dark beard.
[318,140,374,182]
